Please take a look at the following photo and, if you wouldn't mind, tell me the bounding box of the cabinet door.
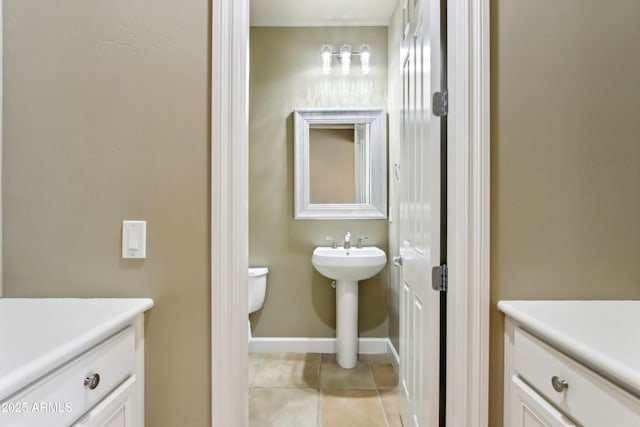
[510,376,577,427]
[73,376,136,427]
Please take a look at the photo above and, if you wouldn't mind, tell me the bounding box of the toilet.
[248,267,268,341]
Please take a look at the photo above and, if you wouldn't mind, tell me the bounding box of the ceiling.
[250,0,398,27]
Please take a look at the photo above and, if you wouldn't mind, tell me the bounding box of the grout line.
[317,386,322,427]
[376,387,392,427]
[372,363,390,427]
[317,361,323,427]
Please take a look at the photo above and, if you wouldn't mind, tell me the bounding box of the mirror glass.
[294,108,387,219]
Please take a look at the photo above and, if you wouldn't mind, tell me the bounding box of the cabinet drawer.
[514,328,640,427]
[510,375,577,427]
[0,327,135,427]
[72,375,136,427]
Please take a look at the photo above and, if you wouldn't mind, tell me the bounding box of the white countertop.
[498,300,640,397]
[0,298,153,401]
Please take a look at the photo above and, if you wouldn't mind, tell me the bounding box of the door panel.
[398,0,443,424]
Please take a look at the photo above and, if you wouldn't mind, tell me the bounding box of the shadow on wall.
[357,267,390,332]
[308,264,390,333]
[311,271,337,327]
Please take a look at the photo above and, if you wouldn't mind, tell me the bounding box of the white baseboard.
[249,337,392,355]
[386,339,400,373]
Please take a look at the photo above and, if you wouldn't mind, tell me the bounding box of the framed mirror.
[293,108,387,220]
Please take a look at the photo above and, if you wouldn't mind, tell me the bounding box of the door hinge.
[432,90,448,117]
[431,264,448,292]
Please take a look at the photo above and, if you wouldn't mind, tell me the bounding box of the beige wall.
[490,0,640,425]
[249,27,390,338]
[6,1,637,426]
[3,1,210,426]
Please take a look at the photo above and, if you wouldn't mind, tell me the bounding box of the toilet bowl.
[248,267,268,341]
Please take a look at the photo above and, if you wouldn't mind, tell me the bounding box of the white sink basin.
[311,245,387,369]
[311,246,387,282]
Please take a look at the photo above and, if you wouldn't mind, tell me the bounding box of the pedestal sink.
[311,246,387,369]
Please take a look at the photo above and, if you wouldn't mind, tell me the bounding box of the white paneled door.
[398,0,445,425]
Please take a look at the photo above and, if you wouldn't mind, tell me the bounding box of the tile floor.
[249,352,402,427]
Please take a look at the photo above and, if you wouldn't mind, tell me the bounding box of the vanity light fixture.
[340,44,352,75]
[320,43,371,75]
[321,45,333,75]
[359,44,370,75]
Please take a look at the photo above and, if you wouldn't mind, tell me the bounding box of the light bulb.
[321,45,332,75]
[359,44,370,75]
[340,44,351,75]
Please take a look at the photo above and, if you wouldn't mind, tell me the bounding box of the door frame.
[445,0,491,424]
[0,1,4,297]
[210,0,490,426]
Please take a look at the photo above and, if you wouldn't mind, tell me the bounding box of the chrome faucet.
[343,231,351,249]
[356,236,369,248]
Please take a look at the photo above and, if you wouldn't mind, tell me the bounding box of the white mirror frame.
[293,108,387,220]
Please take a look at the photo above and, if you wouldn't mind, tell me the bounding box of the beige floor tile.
[249,352,265,363]
[249,388,318,427]
[379,388,402,427]
[357,353,378,363]
[264,352,320,364]
[324,353,388,365]
[372,363,399,389]
[320,389,387,427]
[320,361,376,389]
[366,353,392,365]
[320,353,337,364]
[249,353,391,427]
[254,361,319,388]
[249,359,262,386]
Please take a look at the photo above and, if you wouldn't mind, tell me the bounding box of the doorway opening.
[211,1,490,426]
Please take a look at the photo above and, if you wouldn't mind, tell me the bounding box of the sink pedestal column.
[336,280,359,369]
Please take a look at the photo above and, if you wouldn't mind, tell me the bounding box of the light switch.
[122,220,146,259]
[128,231,139,250]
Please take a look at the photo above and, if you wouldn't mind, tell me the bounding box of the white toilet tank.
[248,267,268,314]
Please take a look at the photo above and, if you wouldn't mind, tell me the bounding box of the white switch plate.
[122,220,146,259]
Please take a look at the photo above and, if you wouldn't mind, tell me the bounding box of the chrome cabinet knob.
[393,256,403,266]
[551,375,568,393]
[84,373,101,390]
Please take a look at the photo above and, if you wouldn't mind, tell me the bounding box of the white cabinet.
[1,327,139,427]
[503,319,640,427]
[0,302,149,427]
[509,375,576,427]
[73,376,136,427]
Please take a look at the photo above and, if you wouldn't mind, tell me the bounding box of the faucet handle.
[326,235,337,249]
[356,236,369,248]
[343,231,351,249]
